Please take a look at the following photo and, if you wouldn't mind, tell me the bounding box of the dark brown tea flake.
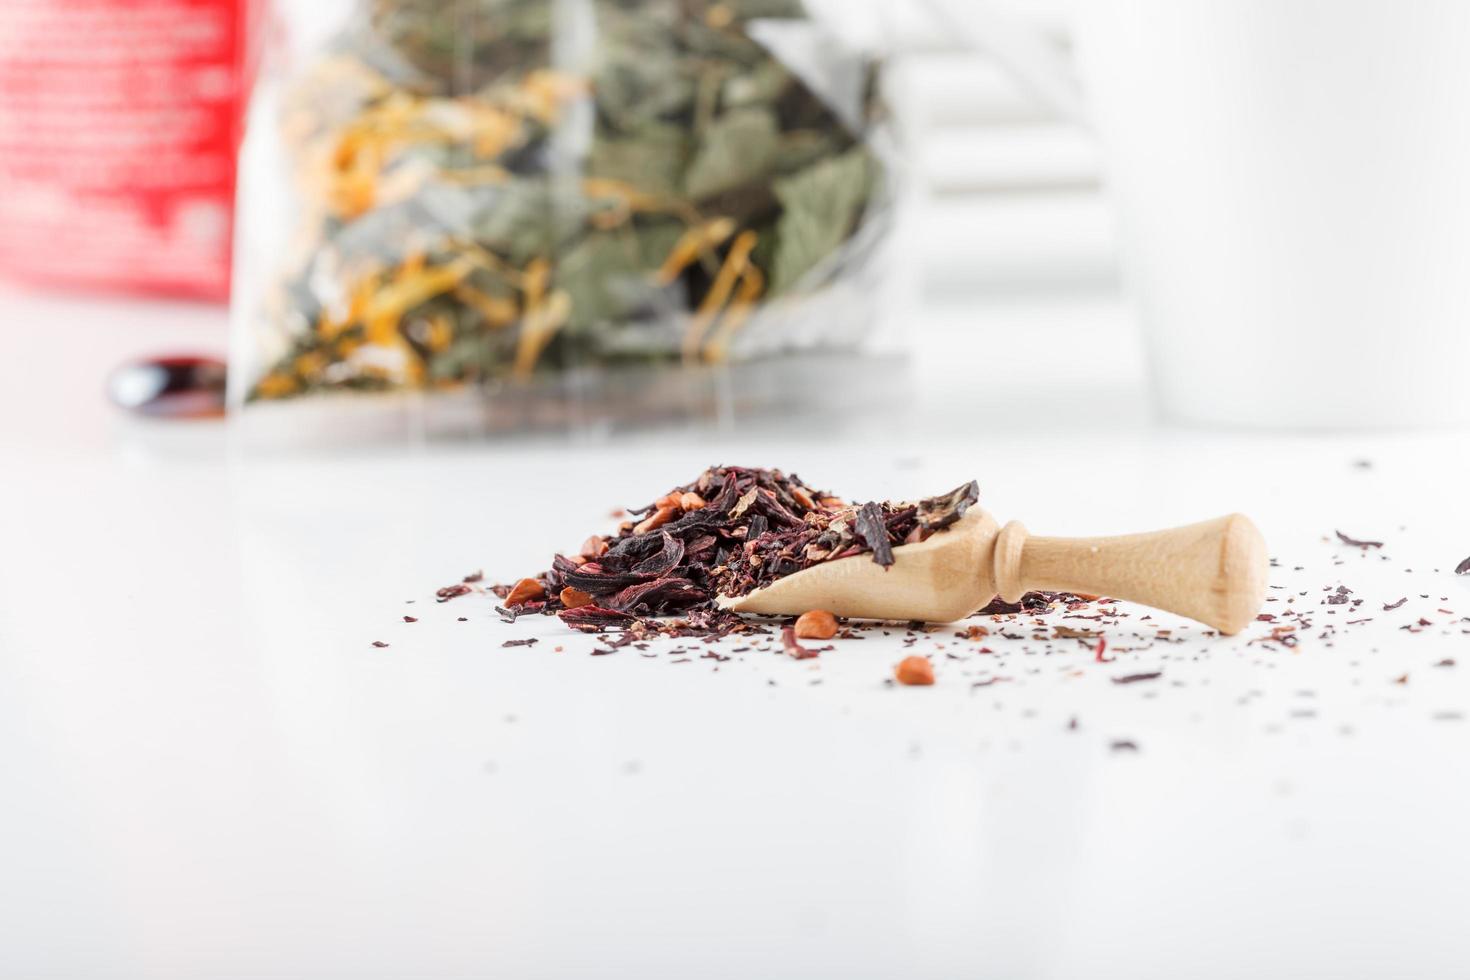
[1335,530,1384,549]
[1111,671,1163,685]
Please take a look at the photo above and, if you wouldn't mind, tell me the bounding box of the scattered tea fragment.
[782,627,820,660]
[1111,671,1163,685]
[1456,556,1470,575]
[1335,530,1383,549]
[895,656,935,686]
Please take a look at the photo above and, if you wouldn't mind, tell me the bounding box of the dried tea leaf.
[1112,672,1163,685]
[630,532,686,577]
[768,145,875,294]
[854,501,894,568]
[683,107,780,200]
[1335,530,1384,549]
[772,129,844,175]
[604,576,705,614]
[729,487,760,520]
[917,480,979,532]
[553,233,655,332]
[722,59,792,109]
[782,625,820,660]
[587,124,690,199]
[368,0,553,89]
[593,36,694,130]
[559,605,637,631]
[726,0,809,18]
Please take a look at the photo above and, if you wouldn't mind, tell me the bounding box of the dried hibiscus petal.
[854,501,894,567]
[782,626,820,660]
[630,532,685,577]
[604,576,705,614]
[560,562,655,596]
[558,606,636,631]
[917,480,979,532]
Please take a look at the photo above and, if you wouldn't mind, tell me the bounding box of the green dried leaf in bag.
[367,0,554,90]
[768,145,875,295]
[587,123,691,199]
[726,0,809,18]
[554,232,660,332]
[722,59,792,109]
[683,107,780,200]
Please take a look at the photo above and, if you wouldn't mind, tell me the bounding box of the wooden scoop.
[719,508,1268,635]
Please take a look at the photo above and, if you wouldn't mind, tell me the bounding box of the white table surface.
[4,285,1470,980]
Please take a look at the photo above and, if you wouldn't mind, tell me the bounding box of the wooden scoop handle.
[991,514,1268,635]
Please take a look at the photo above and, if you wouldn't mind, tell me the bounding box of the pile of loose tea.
[494,465,981,633]
[381,459,1470,749]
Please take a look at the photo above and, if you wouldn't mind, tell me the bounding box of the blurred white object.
[921,0,1086,122]
[938,0,1470,428]
[886,0,1117,296]
[921,125,1099,195]
[922,191,1117,297]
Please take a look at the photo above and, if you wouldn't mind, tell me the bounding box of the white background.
[7,2,1470,977]
[4,282,1470,978]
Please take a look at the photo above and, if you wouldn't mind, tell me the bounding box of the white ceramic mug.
[939,0,1470,428]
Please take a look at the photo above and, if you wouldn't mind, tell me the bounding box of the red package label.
[0,0,247,301]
